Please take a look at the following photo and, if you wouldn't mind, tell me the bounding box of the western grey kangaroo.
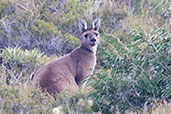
[33,18,100,95]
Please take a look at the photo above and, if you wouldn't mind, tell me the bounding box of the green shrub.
[33,19,80,45]
[126,100,171,114]
[54,0,94,31]
[0,79,56,114]
[0,47,49,85]
[85,28,171,113]
[1,47,48,66]
[62,33,80,48]
[52,88,94,114]
[0,47,93,114]
[0,75,93,114]
[0,0,7,19]
[0,75,94,114]
[0,0,170,113]
[33,20,59,38]
[150,101,171,114]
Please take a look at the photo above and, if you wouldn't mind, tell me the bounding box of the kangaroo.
[33,18,100,95]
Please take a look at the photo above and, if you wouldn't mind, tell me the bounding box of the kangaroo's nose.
[91,38,96,42]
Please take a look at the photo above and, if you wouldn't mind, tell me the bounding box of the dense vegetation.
[0,0,170,114]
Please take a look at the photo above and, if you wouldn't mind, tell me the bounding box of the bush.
[150,101,171,114]
[0,0,170,113]
[0,0,81,55]
[85,28,171,113]
[0,0,169,55]
[0,47,93,114]
[33,19,59,39]
[0,47,49,85]
[126,100,171,114]
[0,74,94,114]
[0,79,56,114]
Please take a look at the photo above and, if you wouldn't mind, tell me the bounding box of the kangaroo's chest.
[78,54,96,73]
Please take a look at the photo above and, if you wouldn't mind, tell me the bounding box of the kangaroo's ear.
[78,18,87,33]
[92,18,100,31]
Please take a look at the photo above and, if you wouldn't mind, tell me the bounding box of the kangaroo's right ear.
[92,18,100,31]
[78,18,87,33]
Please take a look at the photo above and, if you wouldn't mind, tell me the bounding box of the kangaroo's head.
[78,18,100,52]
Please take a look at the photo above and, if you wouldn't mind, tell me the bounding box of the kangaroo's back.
[33,18,101,95]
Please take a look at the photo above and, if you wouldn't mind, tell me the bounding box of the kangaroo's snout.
[90,38,96,46]
[91,38,96,42]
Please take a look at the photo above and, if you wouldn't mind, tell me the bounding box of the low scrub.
[85,28,171,113]
[0,47,49,85]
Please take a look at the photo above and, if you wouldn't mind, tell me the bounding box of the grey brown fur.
[33,18,100,95]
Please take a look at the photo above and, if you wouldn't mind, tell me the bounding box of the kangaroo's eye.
[84,34,88,38]
[94,33,98,36]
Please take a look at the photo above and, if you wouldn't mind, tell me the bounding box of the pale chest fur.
[90,45,97,71]
[92,56,96,72]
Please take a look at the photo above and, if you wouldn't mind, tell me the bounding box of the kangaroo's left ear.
[92,18,100,31]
